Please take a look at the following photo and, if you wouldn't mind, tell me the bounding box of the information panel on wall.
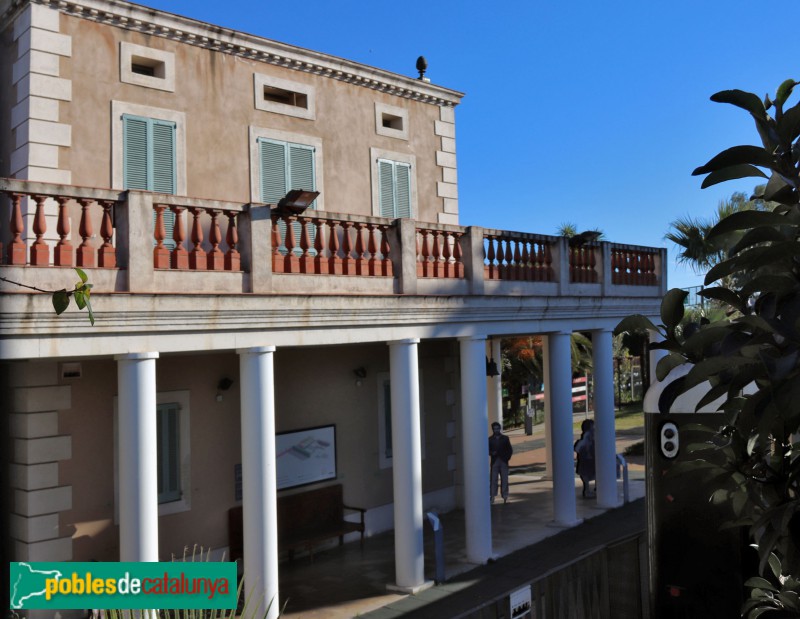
[276,425,337,490]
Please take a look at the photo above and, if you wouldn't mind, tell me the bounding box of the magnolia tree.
[617,80,800,617]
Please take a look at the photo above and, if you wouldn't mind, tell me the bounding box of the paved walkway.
[278,420,646,618]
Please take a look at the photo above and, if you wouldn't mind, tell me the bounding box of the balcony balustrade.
[0,178,664,298]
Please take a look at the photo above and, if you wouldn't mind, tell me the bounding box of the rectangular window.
[259,138,317,253]
[157,402,181,504]
[378,159,412,219]
[377,372,425,469]
[123,114,177,248]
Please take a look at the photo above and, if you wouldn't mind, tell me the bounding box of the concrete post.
[242,203,273,294]
[555,236,570,296]
[463,226,485,296]
[238,346,279,619]
[395,219,418,294]
[459,335,492,563]
[592,329,619,508]
[548,332,582,528]
[123,191,156,293]
[116,352,159,562]
[388,339,428,591]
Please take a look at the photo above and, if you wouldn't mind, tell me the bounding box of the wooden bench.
[228,484,365,562]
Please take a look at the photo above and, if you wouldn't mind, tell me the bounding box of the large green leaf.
[614,314,659,336]
[683,356,759,391]
[52,290,70,315]
[660,288,688,329]
[740,274,799,299]
[693,145,775,176]
[656,353,687,382]
[700,164,768,189]
[706,210,791,239]
[728,226,787,257]
[777,101,800,145]
[710,89,767,120]
[698,286,745,313]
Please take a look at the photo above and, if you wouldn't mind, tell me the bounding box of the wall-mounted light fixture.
[275,189,320,216]
[353,367,367,387]
[217,377,234,402]
[485,357,500,377]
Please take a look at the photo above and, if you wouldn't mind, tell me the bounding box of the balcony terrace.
[0,178,665,300]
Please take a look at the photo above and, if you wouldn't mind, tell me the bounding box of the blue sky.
[144,0,798,290]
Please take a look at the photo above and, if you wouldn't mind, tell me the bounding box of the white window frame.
[249,125,325,210]
[377,372,425,470]
[253,73,316,121]
[113,390,192,519]
[375,102,408,141]
[111,100,186,195]
[370,147,417,219]
[119,42,175,93]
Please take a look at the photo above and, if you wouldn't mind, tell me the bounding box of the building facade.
[0,1,664,616]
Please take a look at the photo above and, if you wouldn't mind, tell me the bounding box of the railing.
[483,233,555,282]
[0,178,664,298]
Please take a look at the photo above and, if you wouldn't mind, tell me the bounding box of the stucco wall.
[54,340,457,561]
[59,14,449,223]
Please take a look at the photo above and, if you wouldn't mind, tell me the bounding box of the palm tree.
[665,189,772,287]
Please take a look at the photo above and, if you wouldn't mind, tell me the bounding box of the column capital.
[237,346,276,355]
[114,352,159,361]
[458,335,486,343]
[388,338,420,347]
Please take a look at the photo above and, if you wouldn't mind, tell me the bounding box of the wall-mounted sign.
[510,585,532,619]
[276,425,337,490]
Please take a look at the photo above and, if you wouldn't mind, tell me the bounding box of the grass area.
[569,402,645,433]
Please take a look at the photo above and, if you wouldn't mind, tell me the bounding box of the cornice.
[2,0,464,107]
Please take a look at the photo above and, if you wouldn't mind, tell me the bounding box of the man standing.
[488,422,513,504]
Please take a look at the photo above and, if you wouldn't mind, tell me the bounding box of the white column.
[592,329,619,508]
[388,339,428,591]
[459,336,492,563]
[547,332,581,527]
[486,338,503,427]
[542,335,553,479]
[116,352,159,562]
[238,346,279,619]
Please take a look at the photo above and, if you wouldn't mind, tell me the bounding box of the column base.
[548,518,583,529]
[387,580,435,595]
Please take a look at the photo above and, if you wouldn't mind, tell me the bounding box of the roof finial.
[416,56,428,81]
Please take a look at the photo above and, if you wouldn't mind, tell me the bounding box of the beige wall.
[55,340,457,561]
[60,15,449,223]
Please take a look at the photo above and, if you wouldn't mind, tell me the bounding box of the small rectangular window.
[120,43,175,92]
[131,63,156,77]
[382,113,403,130]
[263,85,308,110]
[157,402,181,504]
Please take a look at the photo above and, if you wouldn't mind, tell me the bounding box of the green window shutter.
[123,116,149,190]
[156,403,181,504]
[394,162,411,219]
[378,160,395,218]
[123,114,176,249]
[259,139,288,204]
[378,159,412,219]
[383,379,392,459]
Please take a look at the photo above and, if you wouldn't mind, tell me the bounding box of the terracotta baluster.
[442,231,453,278]
[314,219,327,275]
[188,207,206,270]
[497,238,507,280]
[355,222,368,275]
[513,239,522,281]
[206,209,224,271]
[77,198,95,268]
[611,249,619,285]
[544,242,554,281]
[452,232,464,278]
[519,240,529,281]
[340,221,353,275]
[153,205,170,269]
[171,206,189,269]
[295,217,311,274]
[589,245,598,283]
[416,230,424,277]
[419,229,431,277]
[367,223,379,276]
[98,200,116,268]
[223,211,239,271]
[329,221,342,275]
[486,236,496,279]
[647,253,656,285]
[28,194,49,266]
[431,230,442,278]
[271,216,284,273]
[380,224,393,276]
[284,217,300,273]
[8,193,25,265]
[54,196,73,267]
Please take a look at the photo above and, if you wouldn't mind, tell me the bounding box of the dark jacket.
[488,433,513,464]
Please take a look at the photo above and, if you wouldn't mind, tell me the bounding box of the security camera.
[660,421,679,459]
